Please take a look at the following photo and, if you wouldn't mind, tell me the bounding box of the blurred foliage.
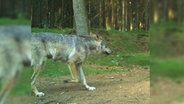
[150,22,184,79]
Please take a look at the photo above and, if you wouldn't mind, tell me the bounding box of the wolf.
[30,32,112,97]
[0,26,32,104]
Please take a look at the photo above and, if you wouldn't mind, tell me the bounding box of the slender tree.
[73,0,89,35]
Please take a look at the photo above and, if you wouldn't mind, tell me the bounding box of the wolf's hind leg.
[76,63,96,91]
[31,65,45,97]
[64,63,79,83]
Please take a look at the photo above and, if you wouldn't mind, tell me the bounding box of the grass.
[151,58,184,79]
[126,54,149,66]
[85,53,149,67]
[12,68,33,96]
[0,17,31,25]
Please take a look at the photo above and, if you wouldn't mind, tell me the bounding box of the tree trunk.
[73,0,89,35]
[111,0,115,29]
[105,0,111,30]
[99,0,103,28]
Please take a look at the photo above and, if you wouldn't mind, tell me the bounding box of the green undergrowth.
[0,17,31,25]
[151,58,184,80]
[150,22,184,81]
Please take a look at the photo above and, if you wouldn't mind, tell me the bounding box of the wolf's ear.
[90,32,101,40]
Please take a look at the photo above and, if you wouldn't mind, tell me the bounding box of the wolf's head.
[90,32,112,55]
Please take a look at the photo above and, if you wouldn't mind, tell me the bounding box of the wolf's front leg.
[31,65,45,97]
[76,63,96,91]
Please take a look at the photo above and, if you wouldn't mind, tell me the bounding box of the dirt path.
[151,77,184,104]
[6,65,150,104]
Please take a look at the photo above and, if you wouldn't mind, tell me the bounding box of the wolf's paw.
[87,86,96,91]
[36,92,45,97]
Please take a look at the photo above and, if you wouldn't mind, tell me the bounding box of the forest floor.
[6,65,150,104]
[151,77,184,104]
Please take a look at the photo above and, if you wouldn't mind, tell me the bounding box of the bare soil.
[6,65,150,104]
[151,77,184,104]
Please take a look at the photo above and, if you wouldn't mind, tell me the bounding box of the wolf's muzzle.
[104,48,112,55]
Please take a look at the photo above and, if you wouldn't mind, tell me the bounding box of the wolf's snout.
[104,48,112,55]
